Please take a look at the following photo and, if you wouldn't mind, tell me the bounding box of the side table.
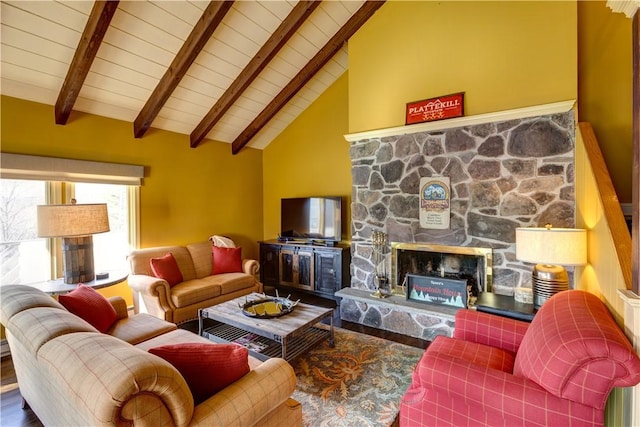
[26,270,129,295]
[474,292,536,322]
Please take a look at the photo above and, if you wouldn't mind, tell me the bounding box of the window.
[0,179,50,284]
[0,179,138,284]
[0,154,142,284]
[74,183,131,272]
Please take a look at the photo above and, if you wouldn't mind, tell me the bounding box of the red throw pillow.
[149,343,250,404]
[58,284,118,333]
[212,246,242,274]
[150,252,183,287]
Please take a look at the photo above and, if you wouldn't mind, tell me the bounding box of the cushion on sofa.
[149,343,250,404]
[427,335,516,373]
[7,307,98,355]
[168,275,256,311]
[205,274,257,296]
[150,253,184,287]
[0,284,66,325]
[108,313,178,345]
[135,329,263,371]
[212,246,242,274]
[169,278,223,308]
[186,241,215,279]
[58,284,118,333]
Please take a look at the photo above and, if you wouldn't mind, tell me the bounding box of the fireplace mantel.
[344,99,575,142]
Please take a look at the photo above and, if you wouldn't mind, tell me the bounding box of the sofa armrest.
[127,274,176,320]
[190,358,296,426]
[108,296,129,320]
[242,259,260,276]
[39,332,194,427]
[412,351,591,423]
[454,309,529,354]
[128,274,170,295]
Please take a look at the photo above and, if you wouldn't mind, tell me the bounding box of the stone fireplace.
[336,101,577,340]
[392,242,492,302]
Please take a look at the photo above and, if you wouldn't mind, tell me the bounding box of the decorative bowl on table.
[239,293,299,318]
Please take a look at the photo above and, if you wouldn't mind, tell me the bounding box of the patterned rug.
[290,327,424,427]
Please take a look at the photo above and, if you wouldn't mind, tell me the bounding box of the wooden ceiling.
[1,1,384,153]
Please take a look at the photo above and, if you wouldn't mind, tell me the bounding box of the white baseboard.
[1,339,10,358]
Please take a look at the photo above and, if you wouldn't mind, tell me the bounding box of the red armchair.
[400,290,640,426]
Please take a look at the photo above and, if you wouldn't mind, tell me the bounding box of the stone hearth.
[336,287,456,340]
[339,102,577,339]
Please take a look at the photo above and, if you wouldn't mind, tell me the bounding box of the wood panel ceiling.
[1,1,384,153]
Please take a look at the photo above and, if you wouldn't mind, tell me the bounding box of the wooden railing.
[579,122,633,290]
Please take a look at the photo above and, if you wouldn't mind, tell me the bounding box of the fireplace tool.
[371,231,391,298]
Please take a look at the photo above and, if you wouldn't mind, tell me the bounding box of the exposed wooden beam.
[632,10,639,294]
[54,1,119,125]
[190,1,321,148]
[133,1,234,138]
[231,0,386,154]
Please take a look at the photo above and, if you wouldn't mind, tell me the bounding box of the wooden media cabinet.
[259,240,351,301]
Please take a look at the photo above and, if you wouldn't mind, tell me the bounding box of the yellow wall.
[578,1,634,203]
[348,1,577,133]
[1,95,264,304]
[262,73,352,241]
[264,2,578,243]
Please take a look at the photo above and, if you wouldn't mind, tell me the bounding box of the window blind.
[0,153,144,185]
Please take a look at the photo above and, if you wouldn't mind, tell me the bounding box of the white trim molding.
[344,100,576,142]
[618,289,640,427]
[607,0,640,18]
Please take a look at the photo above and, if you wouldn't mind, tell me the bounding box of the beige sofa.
[0,284,302,427]
[128,241,263,324]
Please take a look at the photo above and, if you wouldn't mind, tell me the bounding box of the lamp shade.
[515,227,587,266]
[37,203,110,237]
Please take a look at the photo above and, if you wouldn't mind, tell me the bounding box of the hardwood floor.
[1,289,428,426]
[1,356,43,427]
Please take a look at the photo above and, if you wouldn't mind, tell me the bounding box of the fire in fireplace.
[391,243,493,304]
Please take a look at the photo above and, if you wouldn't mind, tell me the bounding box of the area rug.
[290,327,424,427]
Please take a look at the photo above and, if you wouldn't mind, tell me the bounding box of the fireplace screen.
[391,243,492,302]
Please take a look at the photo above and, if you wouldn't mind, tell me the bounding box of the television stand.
[310,240,336,247]
[277,237,337,247]
[259,239,351,301]
[276,236,306,243]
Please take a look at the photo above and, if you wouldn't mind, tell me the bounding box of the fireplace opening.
[391,243,492,304]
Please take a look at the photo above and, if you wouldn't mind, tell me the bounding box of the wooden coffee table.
[198,293,334,362]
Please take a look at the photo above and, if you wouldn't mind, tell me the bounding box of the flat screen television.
[280,197,342,243]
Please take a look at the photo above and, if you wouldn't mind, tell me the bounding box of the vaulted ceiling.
[0,1,384,153]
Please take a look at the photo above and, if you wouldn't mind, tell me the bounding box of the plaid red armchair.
[400,290,640,426]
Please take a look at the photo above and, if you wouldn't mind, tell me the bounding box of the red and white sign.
[406,92,464,125]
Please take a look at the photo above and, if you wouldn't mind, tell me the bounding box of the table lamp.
[515,225,587,309]
[37,200,110,284]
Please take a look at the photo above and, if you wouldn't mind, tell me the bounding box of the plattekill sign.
[406,92,464,125]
